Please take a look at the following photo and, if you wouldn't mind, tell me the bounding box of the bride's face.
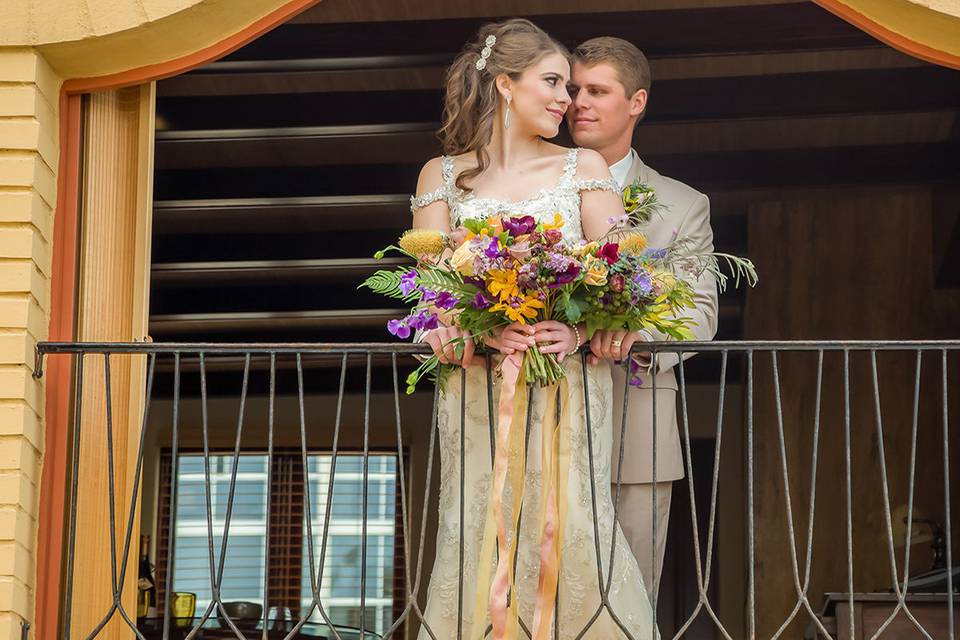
[503,52,571,139]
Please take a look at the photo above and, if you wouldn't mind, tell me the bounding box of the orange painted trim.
[36,91,82,640]
[37,1,323,637]
[62,0,322,95]
[813,0,960,70]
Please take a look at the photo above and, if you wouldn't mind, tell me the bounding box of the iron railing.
[33,340,959,640]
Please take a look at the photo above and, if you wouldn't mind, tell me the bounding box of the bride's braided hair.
[438,18,568,193]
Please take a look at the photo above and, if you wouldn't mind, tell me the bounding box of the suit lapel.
[626,150,647,186]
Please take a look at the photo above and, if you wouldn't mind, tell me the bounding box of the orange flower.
[490,294,545,324]
[487,269,520,302]
[542,213,564,231]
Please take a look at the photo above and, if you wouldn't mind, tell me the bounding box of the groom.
[566,37,719,602]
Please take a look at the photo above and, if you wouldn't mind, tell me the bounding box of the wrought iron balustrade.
[33,340,959,640]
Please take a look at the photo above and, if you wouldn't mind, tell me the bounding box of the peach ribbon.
[469,354,571,640]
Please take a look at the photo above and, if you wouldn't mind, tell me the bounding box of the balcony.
[34,340,959,640]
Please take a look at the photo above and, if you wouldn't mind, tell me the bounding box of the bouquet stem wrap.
[470,353,571,640]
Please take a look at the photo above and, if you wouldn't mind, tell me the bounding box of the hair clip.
[475,35,496,70]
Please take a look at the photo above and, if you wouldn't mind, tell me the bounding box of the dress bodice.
[410,148,620,245]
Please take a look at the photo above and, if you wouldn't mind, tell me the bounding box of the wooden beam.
[230,4,873,60]
[154,110,956,169]
[152,194,408,234]
[152,142,957,200]
[154,123,437,170]
[151,257,410,284]
[157,47,924,98]
[155,66,960,134]
[149,308,408,334]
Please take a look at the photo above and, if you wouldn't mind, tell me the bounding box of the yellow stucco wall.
[0,47,58,638]
[0,2,308,635]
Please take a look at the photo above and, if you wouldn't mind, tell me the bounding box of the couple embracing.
[411,18,718,640]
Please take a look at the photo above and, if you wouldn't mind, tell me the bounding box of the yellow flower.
[582,255,609,286]
[619,232,647,255]
[398,229,447,256]
[543,213,564,231]
[572,241,599,257]
[652,269,679,294]
[487,269,520,302]
[449,242,477,276]
[490,294,545,324]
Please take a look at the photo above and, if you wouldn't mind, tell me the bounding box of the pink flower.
[610,274,625,293]
[598,242,620,265]
[508,240,532,260]
[543,229,563,245]
[449,227,469,246]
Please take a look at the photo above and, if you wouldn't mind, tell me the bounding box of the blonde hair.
[438,18,568,192]
[572,37,651,121]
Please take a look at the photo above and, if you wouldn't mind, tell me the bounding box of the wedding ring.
[611,339,623,348]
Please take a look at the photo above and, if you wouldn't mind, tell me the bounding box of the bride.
[411,18,658,640]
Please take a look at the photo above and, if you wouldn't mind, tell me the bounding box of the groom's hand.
[589,329,649,364]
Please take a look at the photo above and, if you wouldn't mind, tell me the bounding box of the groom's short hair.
[572,37,651,115]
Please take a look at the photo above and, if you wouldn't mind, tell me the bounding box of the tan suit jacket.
[610,152,719,484]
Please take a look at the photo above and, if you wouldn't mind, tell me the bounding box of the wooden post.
[68,84,155,638]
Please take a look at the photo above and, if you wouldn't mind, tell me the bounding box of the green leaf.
[462,218,486,234]
[564,296,582,323]
[360,269,414,300]
[415,268,475,296]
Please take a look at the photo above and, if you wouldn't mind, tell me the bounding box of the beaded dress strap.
[559,147,580,185]
[409,156,456,213]
[567,148,620,195]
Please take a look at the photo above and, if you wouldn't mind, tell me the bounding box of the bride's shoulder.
[415,156,450,194]
[571,147,611,179]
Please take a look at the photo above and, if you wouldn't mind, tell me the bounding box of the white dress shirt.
[608,148,639,189]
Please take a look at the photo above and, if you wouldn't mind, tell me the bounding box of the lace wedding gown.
[412,149,658,640]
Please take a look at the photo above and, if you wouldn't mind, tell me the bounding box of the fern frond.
[359,269,416,300]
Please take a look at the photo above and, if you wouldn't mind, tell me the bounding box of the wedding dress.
[411,148,659,640]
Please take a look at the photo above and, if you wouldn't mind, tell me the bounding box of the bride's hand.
[532,320,581,363]
[483,322,536,356]
[424,326,475,367]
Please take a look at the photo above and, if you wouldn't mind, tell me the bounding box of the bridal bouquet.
[362,194,755,393]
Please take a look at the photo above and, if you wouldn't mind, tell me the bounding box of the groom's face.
[567,62,635,151]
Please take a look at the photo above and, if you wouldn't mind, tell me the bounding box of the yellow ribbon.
[470,355,572,640]
[531,377,570,639]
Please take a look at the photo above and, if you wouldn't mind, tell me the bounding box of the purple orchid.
[471,291,492,309]
[433,291,458,310]
[628,357,645,387]
[387,318,412,339]
[484,236,503,259]
[398,270,419,296]
[407,310,439,331]
[420,289,437,303]
[549,262,581,287]
[503,215,536,237]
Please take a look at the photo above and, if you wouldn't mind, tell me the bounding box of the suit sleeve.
[639,193,719,374]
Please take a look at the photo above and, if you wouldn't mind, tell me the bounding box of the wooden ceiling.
[149,0,960,388]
